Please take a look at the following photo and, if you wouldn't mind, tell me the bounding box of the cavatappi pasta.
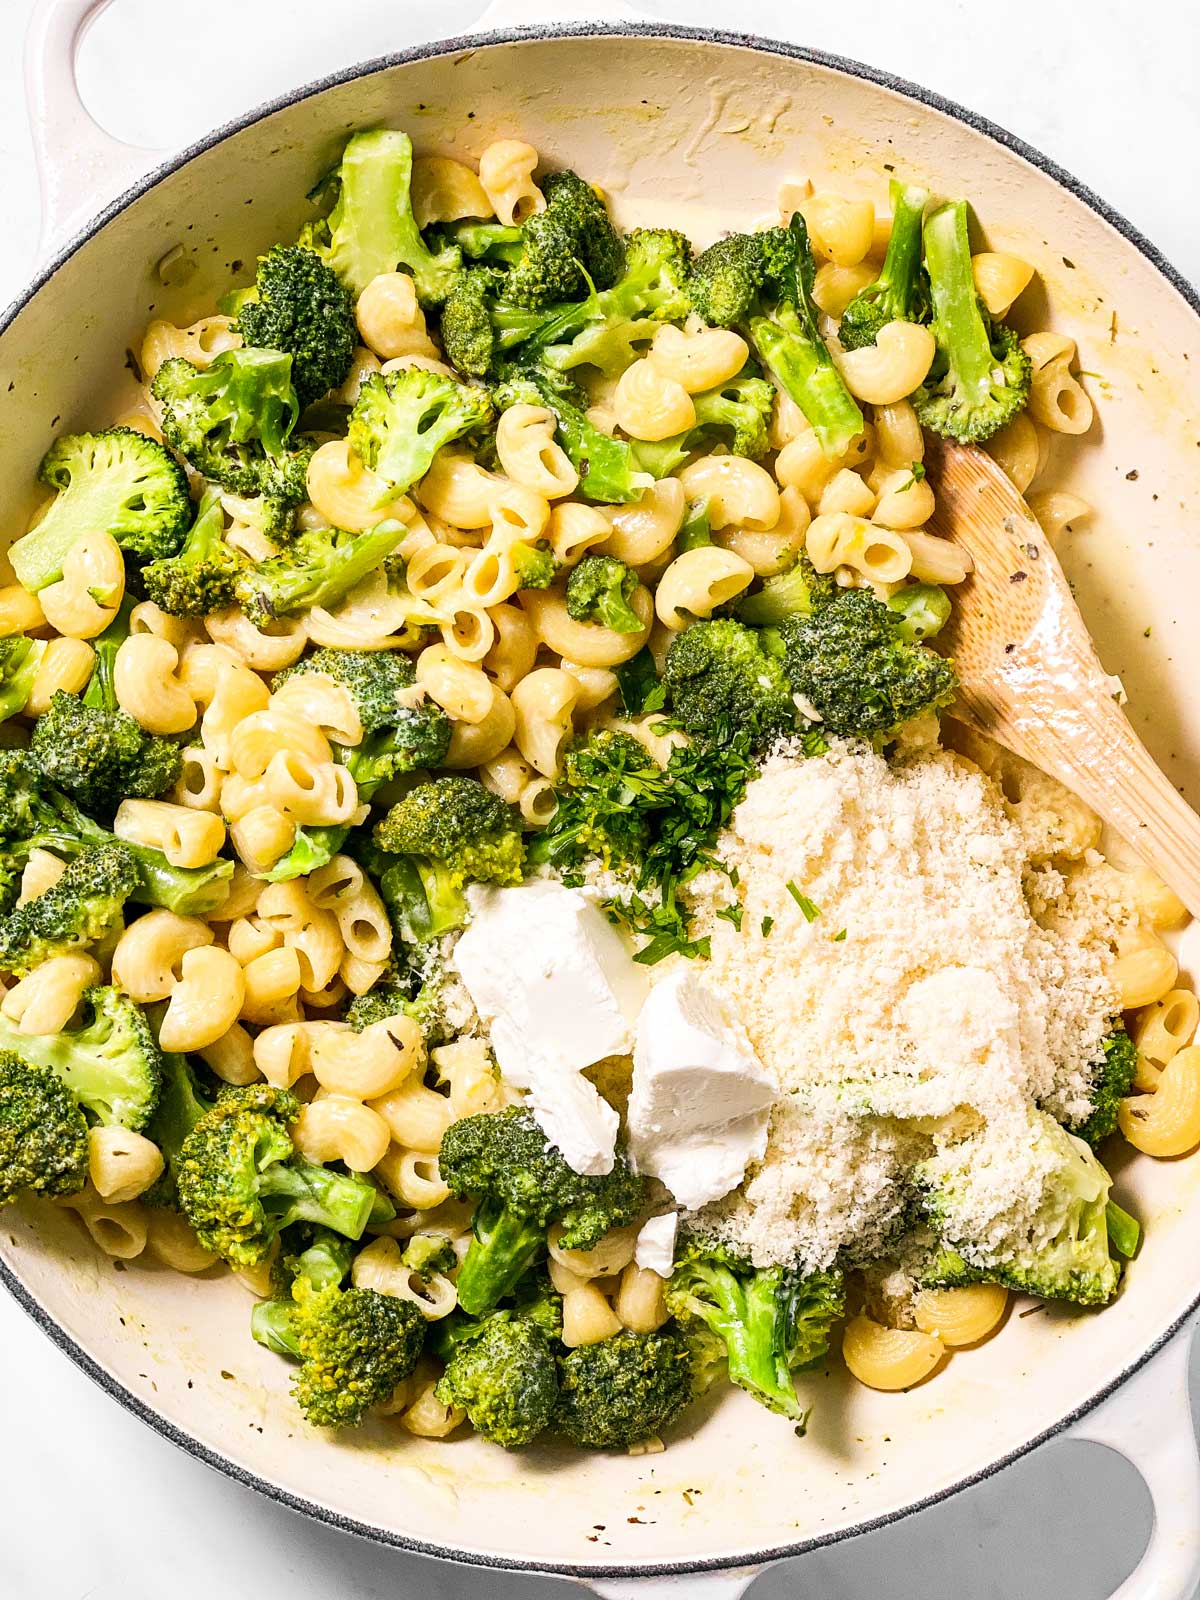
[0,124,1176,1462]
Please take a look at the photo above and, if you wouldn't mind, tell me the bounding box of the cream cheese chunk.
[634,1212,679,1277]
[627,969,775,1209]
[451,880,649,1176]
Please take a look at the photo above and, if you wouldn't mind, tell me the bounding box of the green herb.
[760,915,774,938]
[677,497,712,551]
[897,460,926,492]
[716,902,744,931]
[786,883,820,922]
[613,648,666,716]
[833,928,847,941]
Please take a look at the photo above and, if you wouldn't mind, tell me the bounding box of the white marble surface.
[0,3,1198,1597]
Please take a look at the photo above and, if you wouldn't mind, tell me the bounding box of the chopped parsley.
[716,902,744,931]
[760,915,774,938]
[834,928,847,942]
[786,883,821,922]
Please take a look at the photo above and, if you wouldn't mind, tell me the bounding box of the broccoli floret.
[1073,1027,1139,1148]
[301,129,461,305]
[0,984,161,1131]
[565,555,644,633]
[234,244,357,406]
[10,430,191,592]
[838,182,930,351]
[30,692,182,814]
[0,1051,90,1205]
[0,751,231,917]
[440,1107,645,1316]
[372,776,525,939]
[509,541,560,590]
[914,201,1032,443]
[493,367,647,504]
[177,1084,381,1267]
[439,267,507,379]
[665,1236,844,1420]
[918,1114,1122,1306]
[633,368,775,478]
[556,1329,696,1449]
[664,618,796,748]
[737,553,836,627]
[688,216,863,458]
[0,637,45,722]
[348,368,494,499]
[141,487,243,618]
[345,962,448,1048]
[142,1051,215,1209]
[234,516,410,627]
[777,586,957,741]
[0,845,137,976]
[151,349,313,504]
[885,581,952,642]
[435,1314,558,1448]
[487,169,623,310]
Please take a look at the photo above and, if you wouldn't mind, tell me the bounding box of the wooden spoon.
[925,436,1200,916]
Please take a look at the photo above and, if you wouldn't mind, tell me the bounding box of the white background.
[1,3,1198,1597]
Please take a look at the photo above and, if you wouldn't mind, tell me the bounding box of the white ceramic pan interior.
[4,3,1200,1596]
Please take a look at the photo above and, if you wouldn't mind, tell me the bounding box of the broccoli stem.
[885,582,951,642]
[251,1300,301,1357]
[258,1156,377,1241]
[719,1273,803,1418]
[922,202,1000,421]
[752,308,862,460]
[880,181,928,312]
[455,1199,545,1316]
[1106,1199,1140,1259]
[677,499,712,551]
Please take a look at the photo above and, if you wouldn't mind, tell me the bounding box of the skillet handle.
[24,0,170,261]
[586,1568,765,1599]
[476,0,647,28]
[1067,1314,1200,1599]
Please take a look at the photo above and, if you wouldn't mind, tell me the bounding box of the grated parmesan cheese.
[684,738,1128,1271]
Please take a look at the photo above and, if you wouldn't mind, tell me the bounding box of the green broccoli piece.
[293,1279,428,1427]
[664,618,796,748]
[0,844,137,976]
[665,1235,844,1420]
[1106,1199,1141,1260]
[490,169,623,309]
[440,1107,645,1316]
[1073,1027,1139,1148]
[435,1314,558,1447]
[0,637,45,722]
[253,1226,355,1345]
[10,430,191,592]
[371,776,525,941]
[234,516,410,627]
[509,541,560,590]
[348,368,494,499]
[777,586,958,741]
[0,984,161,1131]
[632,368,776,478]
[565,555,644,633]
[493,367,647,504]
[142,1051,215,1209]
[345,962,448,1048]
[688,216,863,458]
[141,486,243,618]
[151,348,313,504]
[914,200,1032,443]
[440,220,525,264]
[556,1329,697,1449]
[30,692,182,814]
[736,553,836,627]
[234,244,357,406]
[0,1051,90,1206]
[885,581,952,642]
[918,1114,1123,1306]
[301,128,461,305]
[838,182,930,350]
[177,1084,382,1267]
[439,267,507,379]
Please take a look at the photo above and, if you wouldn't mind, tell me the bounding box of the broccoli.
[838,181,930,350]
[509,541,560,589]
[1073,1027,1139,1148]
[736,553,836,627]
[914,200,1032,443]
[440,1107,645,1315]
[688,215,863,458]
[265,649,451,882]
[274,1224,357,1298]
[0,637,45,722]
[142,1051,215,1209]
[1106,1198,1141,1260]
[348,368,494,500]
[776,586,958,742]
[0,845,137,976]
[233,244,357,407]
[345,962,448,1047]
[556,1329,696,1449]
[151,348,313,504]
[613,648,666,716]
[30,691,182,814]
[0,750,232,917]
[234,516,410,627]
[435,1313,559,1447]
[885,581,952,643]
[439,267,509,379]
[665,1236,844,1420]
[632,368,776,478]
[919,1115,1123,1306]
[493,367,646,504]
[440,220,525,265]
[565,555,644,633]
[0,984,161,1131]
[0,1051,90,1206]
[141,486,242,618]
[301,128,461,305]
[677,498,712,552]
[253,1273,427,1427]
[370,776,525,942]
[10,430,191,592]
[664,618,796,748]
[177,1084,382,1267]
[486,168,624,309]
